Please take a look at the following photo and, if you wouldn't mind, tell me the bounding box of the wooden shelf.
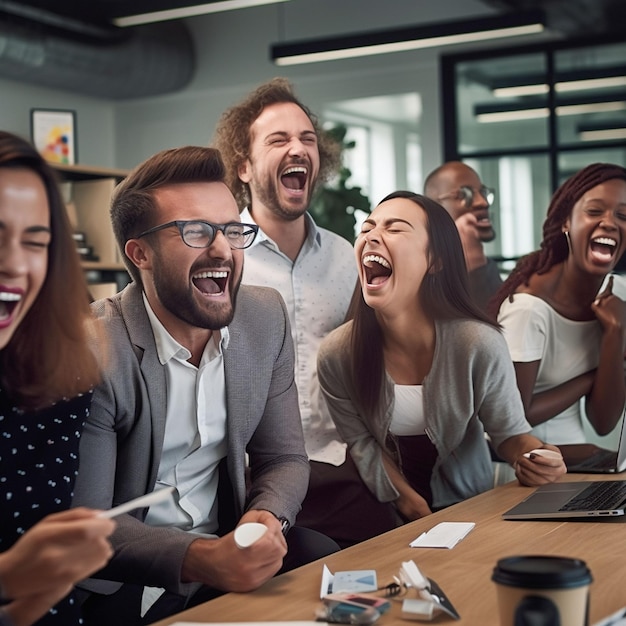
[81,261,127,272]
[51,163,130,296]
[50,162,128,182]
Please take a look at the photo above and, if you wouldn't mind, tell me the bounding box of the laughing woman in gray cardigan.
[317,191,566,525]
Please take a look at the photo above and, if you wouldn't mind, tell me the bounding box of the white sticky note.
[410,522,475,549]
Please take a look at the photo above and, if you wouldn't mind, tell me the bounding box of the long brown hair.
[0,131,100,409]
[348,190,498,416]
[488,162,626,319]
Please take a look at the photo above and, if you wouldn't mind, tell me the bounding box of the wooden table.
[152,474,626,625]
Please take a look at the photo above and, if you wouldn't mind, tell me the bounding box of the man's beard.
[153,257,241,330]
[249,171,312,221]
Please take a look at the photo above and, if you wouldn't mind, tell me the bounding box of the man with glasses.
[72,145,338,625]
[424,161,503,311]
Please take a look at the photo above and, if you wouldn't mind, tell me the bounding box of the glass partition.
[455,53,549,153]
[555,42,626,150]
[442,36,626,265]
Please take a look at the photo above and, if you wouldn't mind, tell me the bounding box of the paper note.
[410,521,475,549]
[332,569,377,593]
[320,564,377,597]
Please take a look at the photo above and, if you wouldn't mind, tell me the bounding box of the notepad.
[410,522,475,549]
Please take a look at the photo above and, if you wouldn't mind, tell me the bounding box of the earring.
[564,230,572,253]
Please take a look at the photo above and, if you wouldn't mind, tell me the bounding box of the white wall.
[0,77,117,167]
[112,2,453,171]
[0,0,505,171]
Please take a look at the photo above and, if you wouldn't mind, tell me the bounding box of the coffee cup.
[492,555,592,626]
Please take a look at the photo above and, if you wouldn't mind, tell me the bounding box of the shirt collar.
[142,292,230,365]
[241,207,321,250]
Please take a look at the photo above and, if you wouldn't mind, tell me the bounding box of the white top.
[389,384,426,436]
[241,208,357,465]
[498,292,602,444]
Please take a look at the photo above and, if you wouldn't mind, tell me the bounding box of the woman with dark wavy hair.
[489,163,626,447]
[0,131,114,626]
[317,191,565,528]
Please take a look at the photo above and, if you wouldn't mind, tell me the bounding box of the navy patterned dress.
[0,389,92,625]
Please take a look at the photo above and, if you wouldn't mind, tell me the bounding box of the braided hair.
[488,163,626,319]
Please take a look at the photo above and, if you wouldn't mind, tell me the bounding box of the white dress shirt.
[240,208,357,465]
[141,294,229,614]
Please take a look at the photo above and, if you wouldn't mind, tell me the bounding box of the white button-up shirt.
[142,293,229,533]
[241,209,357,465]
[140,294,229,614]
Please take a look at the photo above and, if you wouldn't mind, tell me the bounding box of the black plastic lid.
[492,556,593,589]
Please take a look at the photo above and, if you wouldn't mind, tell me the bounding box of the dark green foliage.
[309,124,371,243]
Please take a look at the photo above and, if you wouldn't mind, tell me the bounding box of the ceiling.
[484,0,626,36]
[0,0,623,100]
[2,0,625,36]
[0,0,228,28]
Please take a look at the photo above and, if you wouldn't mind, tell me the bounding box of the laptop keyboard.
[559,481,626,512]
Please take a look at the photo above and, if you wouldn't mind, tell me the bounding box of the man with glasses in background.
[72,145,338,626]
[425,161,502,311]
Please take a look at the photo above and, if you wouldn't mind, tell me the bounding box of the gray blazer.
[73,282,309,595]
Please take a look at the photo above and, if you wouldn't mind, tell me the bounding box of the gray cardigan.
[73,282,309,595]
[317,317,531,509]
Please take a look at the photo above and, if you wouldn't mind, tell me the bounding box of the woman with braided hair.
[489,163,626,445]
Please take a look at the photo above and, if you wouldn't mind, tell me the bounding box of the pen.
[96,486,175,519]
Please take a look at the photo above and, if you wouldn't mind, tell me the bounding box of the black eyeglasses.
[439,185,495,208]
[135,220,259,250]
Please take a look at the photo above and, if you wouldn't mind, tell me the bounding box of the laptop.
[502,480,626,520]
[560,415,626,474]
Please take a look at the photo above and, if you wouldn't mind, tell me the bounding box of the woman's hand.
[592,276,626,349]
[587,275,626,434]
[381,452,432,521]
[394,490,432,522]
[514,444,567,486]
[0,508,115,626]
[0,508,115,600]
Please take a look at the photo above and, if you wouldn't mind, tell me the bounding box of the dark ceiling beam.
[481,0,626,36]
[0,0,118,38]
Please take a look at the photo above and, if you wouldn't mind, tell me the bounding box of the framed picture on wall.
[30,108,77,165]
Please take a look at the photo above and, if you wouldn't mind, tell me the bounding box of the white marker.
[234,522,268,548]
[523,449,563,461]
[97,486,175,519]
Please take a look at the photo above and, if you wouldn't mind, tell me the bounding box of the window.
[323,92,422,206]
[442,36,626,266]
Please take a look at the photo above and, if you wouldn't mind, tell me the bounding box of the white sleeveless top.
[389,384,426,436]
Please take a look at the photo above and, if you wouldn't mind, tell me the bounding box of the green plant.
[309,123,371,243]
